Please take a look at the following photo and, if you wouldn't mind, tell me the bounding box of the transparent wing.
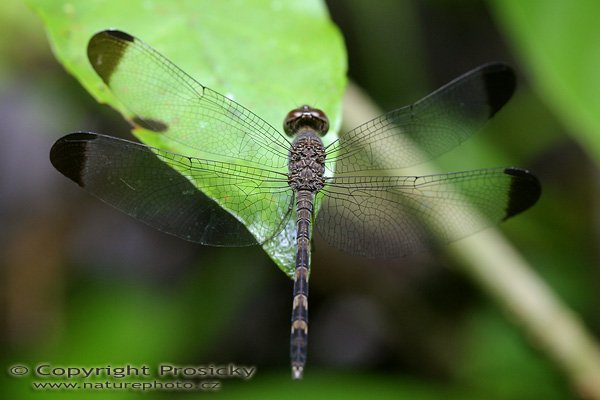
[50,133,294,246]
[87,30,291,168]
[315,168,540,258]
[326,63,516,173]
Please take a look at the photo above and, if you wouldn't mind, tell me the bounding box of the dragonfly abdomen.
[290,189,315,380]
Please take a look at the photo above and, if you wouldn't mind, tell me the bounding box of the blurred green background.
[1,0,599,399]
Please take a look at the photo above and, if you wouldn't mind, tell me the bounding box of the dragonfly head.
[283,105,329,136]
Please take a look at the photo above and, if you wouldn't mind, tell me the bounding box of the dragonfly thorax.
[288,131,326,192]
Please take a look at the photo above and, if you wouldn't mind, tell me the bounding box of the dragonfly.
[50,30,541,380]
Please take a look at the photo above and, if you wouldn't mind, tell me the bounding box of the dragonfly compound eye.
[283,105,329,136]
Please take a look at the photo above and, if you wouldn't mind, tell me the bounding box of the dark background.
[1,1,598,399]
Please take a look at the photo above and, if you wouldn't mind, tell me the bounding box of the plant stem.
[342,81,600,399]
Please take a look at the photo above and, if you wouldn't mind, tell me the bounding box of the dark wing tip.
[503,167,541,220]
[50,132,98,186]
[480,62,517,118]
[101,30,134,42]
[88,30,136,85]
[132,116,169,133]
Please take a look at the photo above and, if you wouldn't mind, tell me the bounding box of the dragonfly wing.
[50,133,294,246]
[87,30,291,168]
[316,168,540,258]
[326,63,515,173]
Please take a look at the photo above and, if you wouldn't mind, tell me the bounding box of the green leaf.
[28,0,347,276]
[490,1,600,160]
